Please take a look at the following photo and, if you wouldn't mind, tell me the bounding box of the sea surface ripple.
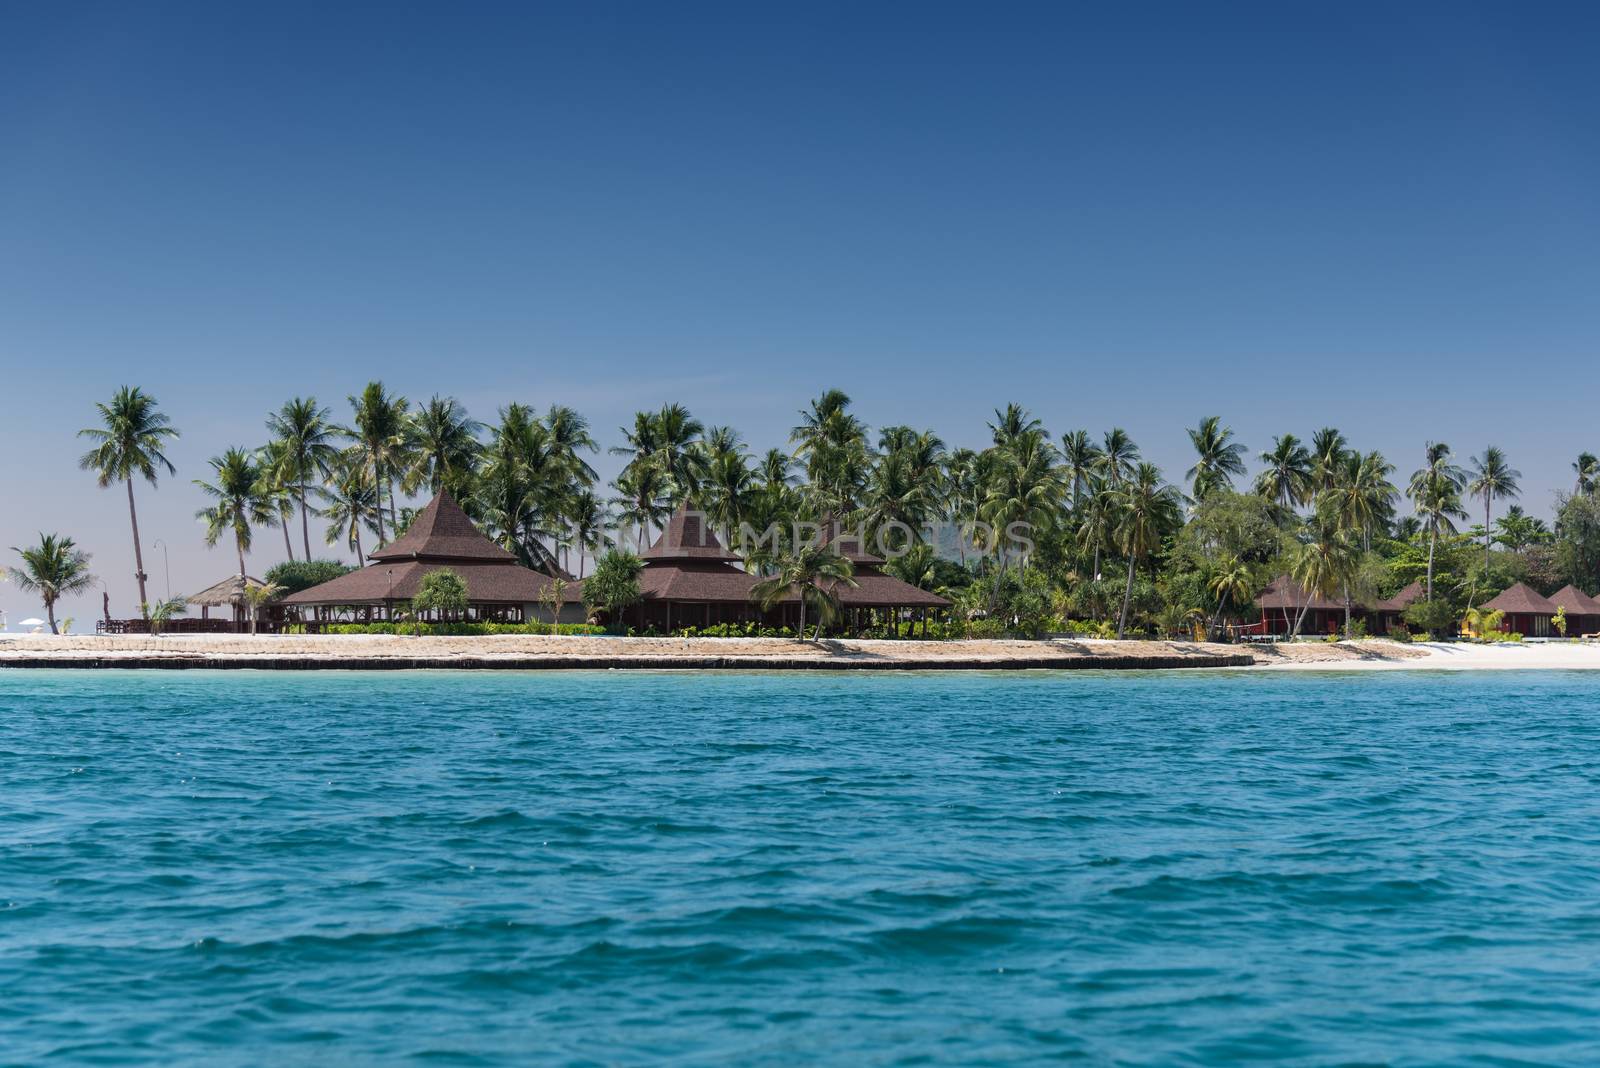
[4,668,1600,1065]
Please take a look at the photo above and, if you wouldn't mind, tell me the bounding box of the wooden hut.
[1373,581,1425,635]
[1546,585,1600,637]
[633,504,767,631]
[1255,574,1347,636]
[1479,582,1557,638]
[817,522,950,636]
[281,490,583,626]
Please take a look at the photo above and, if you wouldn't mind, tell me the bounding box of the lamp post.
[151,539,171,603]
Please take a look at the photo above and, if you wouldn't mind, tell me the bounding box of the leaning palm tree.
[1254,434,1312,512]
[9,533,95,634]
[77,386,179,617]
[1113,462,1182,638]
[1290,506,1357,637]
[1206,554,1254,639]
[1467,447,1521,575]
[751,543,857,642]
[266,396,340,559]
[194,448,274,579]
[1185,416,1247,503]
[320,451,382,563]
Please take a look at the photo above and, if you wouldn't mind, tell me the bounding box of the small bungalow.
[633,504,765,631]
[1547,585,1600,637]
[189,574,269,631]
[1479,582,1557,638]
[281,490,584,626]
[1373,581,1425,635]
[1255,575,1347,637]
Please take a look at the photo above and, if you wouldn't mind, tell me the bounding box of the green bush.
[323,621,604,636]
[264,559,354,596]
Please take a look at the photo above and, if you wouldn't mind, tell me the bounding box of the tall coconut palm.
[702,447,755,547]
[266,396,339,560]
[1327,450,1397,550]
[77,386,179,617]
[404,395,482,497]
[651,403,707,506]
[1467,447,1521,574]
[610,465,670,550]
[792,390,871,513]
[319,451,381,563]
[981,431,1063,568]
[257,440,300,562]
[1575,452,1599,496]
[988,404,1043,452]
[1060,430,1102,507]
[1254,434,1312,512]
[1310,427,1349,495]
[9,533,95,634]
[751,542,857,642]
[1097,428,1140,490]
[194,448,274,579]
[1076,479,1116,581]
[344,381,409,545]
[1113,462,1181,638]
[1185,416,1247,502]
[1407,442,1467,602]
[568,490,609,579]
[1206,554,1253,638]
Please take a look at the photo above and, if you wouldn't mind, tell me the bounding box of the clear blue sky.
[3,2,1598,624]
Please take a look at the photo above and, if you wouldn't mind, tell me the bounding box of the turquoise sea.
[4,669,1599,1066]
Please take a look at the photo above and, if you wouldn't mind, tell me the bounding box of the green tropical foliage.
[9,533,96,634]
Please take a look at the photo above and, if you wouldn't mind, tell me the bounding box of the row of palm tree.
[69,383,1553,635]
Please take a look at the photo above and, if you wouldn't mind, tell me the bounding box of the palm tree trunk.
[282,518,295,562]
[1426,524,1437,601]
[1117,554,1136,639]
[300,481,313,560]
[798,595,806,643]
[388,479,399,537]
[372,460,387,545]
[1484,497,1492,575]
[1209,590,1230,640]
[47,599,58,634]
[1343,582,1352,640]
[127,478,149,617]
[236,535,247,580]
[353,525,364,565]
[1293,601,1310,637]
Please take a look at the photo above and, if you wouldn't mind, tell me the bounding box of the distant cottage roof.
[641,504,741,562]
[1547,584,1600,616]
[368,490,517,563]
[1375,581,1425,612]
[1482,582,1557,615]
[1256,574,1344,612]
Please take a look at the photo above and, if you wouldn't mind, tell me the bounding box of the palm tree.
[988,404,1043,451]
[1468,447,1521,574]
[1206,554,1253,638]
[1290,505,1358,637]
[344,381,409,545]
[981,431,1063,568]
[1076,479,1116,581]
[1113,462,1181,638]
[751,542,857,642]
[1255,434,1312,511]
[1575,453,1599,496]
[703,447,755,548]
[1407,442,1467,602]
[1493,506,1550,552]
[1310,427,1349,494]
[404,395,482,497]
[242,581,285,636]
[9,533,95,634]
[1327,450,1397,551]
[1185,416,1247,502]
[611,465,670,551]
[319,451,382,563]
[1097,428,1140,490]
[1060,430,1102,507]
[257,441,300,562]
[77,386,179,617]
[651,403,706,505]
[194,448,274,579]
[266,397,339,559]
[792,390,871,513]
[568,490,609,579]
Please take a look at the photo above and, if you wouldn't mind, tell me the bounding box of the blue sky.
[3,2,1598,624]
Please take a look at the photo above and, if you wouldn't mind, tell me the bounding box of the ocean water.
[3,669,1599,1066]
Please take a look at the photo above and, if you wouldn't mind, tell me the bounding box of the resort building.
[1546,585,1600,637]
[817,522,950,635]
[281,490,584,626]
[1373,581,1424,635]
[1478,582,1557,638]
[1255,575,1346,637]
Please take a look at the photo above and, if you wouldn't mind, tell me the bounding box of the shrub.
[584,551,644,619]
[323,621,604,636]
[264,559,354,596]
[411,568,469,620]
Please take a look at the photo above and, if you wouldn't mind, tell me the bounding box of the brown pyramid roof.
[1548,585,1600,616]
[1255,574,1345,611]
[368,490,517,563]
[280,560,580,606]
[641,504,740,562]
[817,516,886,565]
[1482,582,1557,615]
[1375,581,1425,612]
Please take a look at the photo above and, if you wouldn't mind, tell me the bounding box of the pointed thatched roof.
[1548,585,1600,616]
[368,489,517,563]
[188,575,268,607]
[1376,581,1425,612]
[1482,582,1557,615]
[641,504,741,562]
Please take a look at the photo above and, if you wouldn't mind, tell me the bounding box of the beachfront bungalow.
[817,522,950,636]
[1254,575,1346,637]
[632,504,766,631]
[1479,582,1557,638]
[281,490,584,626]
[1547,585,1600,637]
[1373,581,1424,635]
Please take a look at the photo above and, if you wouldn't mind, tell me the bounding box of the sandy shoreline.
[1,632,1593,671]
